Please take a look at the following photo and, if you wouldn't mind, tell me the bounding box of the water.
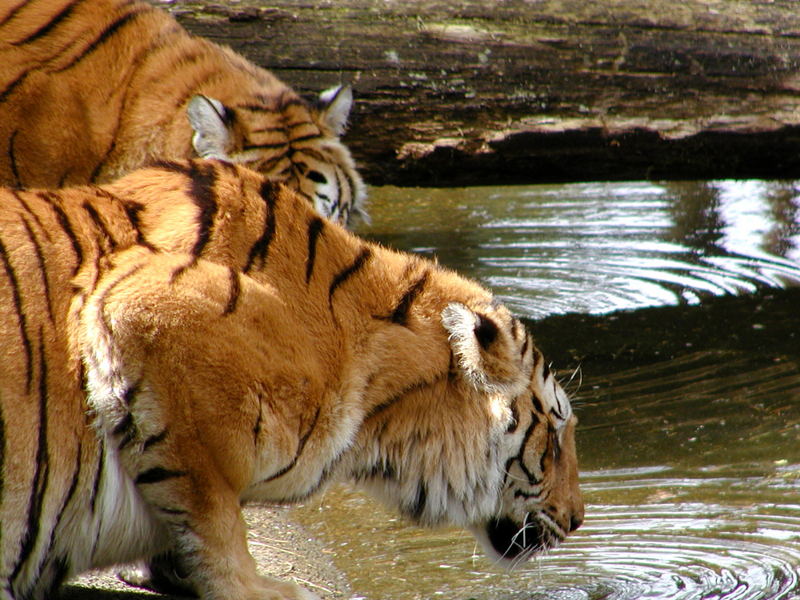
[357,180,800,318]
[293,180,800,600]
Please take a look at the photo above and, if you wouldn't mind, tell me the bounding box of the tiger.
[0,0,365,225]
[0,159,583,600]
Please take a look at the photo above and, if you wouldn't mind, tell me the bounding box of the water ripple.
[526,501,800,600]
[362,181,800,318]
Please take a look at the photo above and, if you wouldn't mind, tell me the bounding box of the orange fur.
[0,0,365,224]
[0,160,581,600]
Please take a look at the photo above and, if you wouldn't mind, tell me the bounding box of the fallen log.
[161,0,800,186]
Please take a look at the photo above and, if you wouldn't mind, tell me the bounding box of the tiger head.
[352,293,583,567]
[185,85,366,226]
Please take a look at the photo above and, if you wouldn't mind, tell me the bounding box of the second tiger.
[0,0,366,225]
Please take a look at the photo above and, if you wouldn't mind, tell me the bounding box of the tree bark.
[160,0,800,186]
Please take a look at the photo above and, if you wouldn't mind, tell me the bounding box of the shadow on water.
[291,182,800,600]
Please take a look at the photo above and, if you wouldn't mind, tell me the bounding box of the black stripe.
[294,188,315,206]
[90,33,177,183]
[389,271,428,326]
[253,155,288,176]
[47,555,71,597]
[39,192,83,273]
[549,424,561,462]
[520,333,530,358]
[89,445,104,514]
[513,489,543,502]
[328,247,372,310]
[11,334,51,585]
[82,200,117,252]
[157,506,188,517]
[283,459,341,503]
[0,405,5,507]
[293,147,330,164]
[250,124,288,135]
[19,216,55,323]
[0,72,28,103]
[38,443,83,588]
[9,129,21,187]
[515,417,544,487]
[57,170,70,188]
[53,6,148,73]
[289,132,323,145]
[149,160,194,176]
[342,167,359,207]
[222,267,241,316]
[188,162,218,258]
[253,409,262,442]
[143,429,168,451]
[507,403,520,434]
[531,392,545,414]
[245,181,279,273]
[135,467,187,486]
[170,258,196,283]
[0,233,33,391]
[11,1,77,46]
[95,262,147,347]
[539,435,549,473]
[261,407,321,483]
[122,382,139,406]
[278,94,308,112]
[364,373,447,422]
[405,482,428,522]
[0,1,27,27]
[338,166,357,218]
[58,447,83,521]
[305,217,325,283]
[120,200,155,250]
[354,460,396,483]
[113,412,136,450]
[333,168,346,213]
[243,141,289,151]
[11,191,47,238]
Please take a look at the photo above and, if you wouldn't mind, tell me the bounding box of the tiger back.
[0,160,581,600]
[0,0,365,225]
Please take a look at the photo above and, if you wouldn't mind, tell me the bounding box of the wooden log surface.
[160,0,800,186]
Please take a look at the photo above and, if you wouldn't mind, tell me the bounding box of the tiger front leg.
[81,253,324,599]
[133,474,319,600]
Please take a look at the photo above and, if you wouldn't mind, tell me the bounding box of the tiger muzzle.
[483,510,582,564]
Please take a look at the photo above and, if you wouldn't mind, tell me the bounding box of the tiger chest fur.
[0,0,365,225]
[0,160,582,600]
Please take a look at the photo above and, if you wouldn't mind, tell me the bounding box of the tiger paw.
[118,554,197,597]
[254,576,321,600]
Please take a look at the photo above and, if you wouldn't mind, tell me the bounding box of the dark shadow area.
[528,286,800,373]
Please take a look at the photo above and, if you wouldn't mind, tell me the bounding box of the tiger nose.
[569,513,584,532]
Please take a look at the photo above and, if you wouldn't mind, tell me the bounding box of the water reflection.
[359,181,800,318]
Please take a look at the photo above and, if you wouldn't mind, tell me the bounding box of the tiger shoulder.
[0,159,582,600]
[0,0,365,225]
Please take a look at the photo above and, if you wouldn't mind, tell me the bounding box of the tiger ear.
[317,85,353,137]
[442,302,513,391]
[187,94,233,160]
